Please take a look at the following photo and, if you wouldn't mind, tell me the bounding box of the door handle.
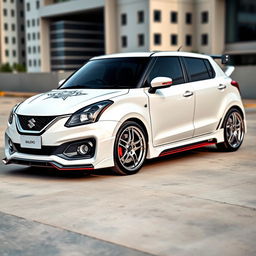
[183,91,194,97]
[218,84,227,90]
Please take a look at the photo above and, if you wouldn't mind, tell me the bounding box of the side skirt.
[159,139,217,157]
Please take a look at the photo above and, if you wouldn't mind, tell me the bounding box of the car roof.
[91,51,211,60]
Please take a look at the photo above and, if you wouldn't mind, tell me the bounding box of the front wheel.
[112,121,147,175]
[217,108,245,152]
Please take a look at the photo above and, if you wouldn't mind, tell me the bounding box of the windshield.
[60,57,150,89]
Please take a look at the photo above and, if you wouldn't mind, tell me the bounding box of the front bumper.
[4,115,119,170]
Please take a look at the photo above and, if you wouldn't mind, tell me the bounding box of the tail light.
[231,80,240,92]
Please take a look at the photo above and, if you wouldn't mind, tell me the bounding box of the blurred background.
[0,0,255,98]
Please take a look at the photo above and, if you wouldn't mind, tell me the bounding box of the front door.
[145,57,195,146]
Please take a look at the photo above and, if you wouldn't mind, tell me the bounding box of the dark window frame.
[201,11,208,24]
[170,34,178,45]
[121,13,127,26]
[121,35,127,48]
[137,10,144,23]
[138,34,145,47]
[185,35,192,46]
[201,34,208,45]
[145,56,186,87]
[154,10,161,22]
[182,57,214,82]
[185,12,192,24]
[154,33,161,45]
[170,11,178,23]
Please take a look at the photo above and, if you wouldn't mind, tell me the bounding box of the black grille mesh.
[17,115,57,131]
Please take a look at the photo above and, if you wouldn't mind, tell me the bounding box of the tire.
[216,108,245,152]
[112,121,147,175]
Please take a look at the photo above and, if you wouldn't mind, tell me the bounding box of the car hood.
[16,89,128,116]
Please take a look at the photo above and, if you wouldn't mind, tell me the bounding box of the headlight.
[8,103,20,124]
[65,100,113,127]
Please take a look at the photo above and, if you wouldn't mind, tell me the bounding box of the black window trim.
[142,56,187,88]
[181,57,216,82]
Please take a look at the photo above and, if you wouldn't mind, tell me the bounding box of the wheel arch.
[220,105,245,128]
[124,117,149,143]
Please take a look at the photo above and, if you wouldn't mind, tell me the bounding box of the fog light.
[77,144,89,155]
[63,140,95,158]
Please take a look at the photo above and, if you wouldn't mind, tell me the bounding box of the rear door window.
[146,57,185,86]
[184,57,211,82]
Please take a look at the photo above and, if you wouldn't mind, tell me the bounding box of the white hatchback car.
[3,52,246,175]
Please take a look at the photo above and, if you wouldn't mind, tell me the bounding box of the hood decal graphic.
[44,90,87,100]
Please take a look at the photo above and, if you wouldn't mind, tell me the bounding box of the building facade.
[0,0,26,67]
[1,0,254,73]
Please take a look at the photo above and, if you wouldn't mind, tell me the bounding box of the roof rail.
[211,54,230,64]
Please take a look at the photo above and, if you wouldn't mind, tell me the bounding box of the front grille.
[17,115,57,131]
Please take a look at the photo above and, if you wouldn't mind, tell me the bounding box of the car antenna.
[177,46,182,51]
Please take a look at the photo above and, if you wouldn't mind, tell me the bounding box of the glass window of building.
[171,34,178,45]
[138,11,144,23]
[5,50,9,57]
[27,20,30,27]
[121,13,127,26]
[226,0,256,43]
[201,11,208,23]
[121,36,127,47]
[171,11,178,23]
[13,50,16,57]
[4,23,8,31]
[11,9,15,17]
[154,10,161,22]
[201,34,208,45]
[20,10,24,17]
[5,37,8,44]
[27,3,30,11]
[186,13,192,24]
[138,34,144,46]
[12,37,16,44]
[3,9,7,16]
[36,1,40,9]
[154,33,161,45]
[32,19,35,26]
[12,24,15,31]
[186,35,192,46]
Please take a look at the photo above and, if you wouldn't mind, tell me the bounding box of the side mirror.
[148,77,173,94]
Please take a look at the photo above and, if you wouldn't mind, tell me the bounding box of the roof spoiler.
[211,54,230,64]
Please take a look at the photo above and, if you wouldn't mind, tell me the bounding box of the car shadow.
[1,145,220,180]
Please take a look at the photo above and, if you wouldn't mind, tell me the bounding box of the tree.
[0,63,13,72]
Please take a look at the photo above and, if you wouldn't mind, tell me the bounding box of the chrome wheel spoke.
[225,111,244,148]
[117,125,146,171]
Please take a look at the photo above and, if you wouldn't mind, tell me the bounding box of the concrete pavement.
[0,96,256,256]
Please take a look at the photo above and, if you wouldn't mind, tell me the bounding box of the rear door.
[183,57,226,136]
[145,57,195,146]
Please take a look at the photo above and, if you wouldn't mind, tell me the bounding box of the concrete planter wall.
[0,68,255,99]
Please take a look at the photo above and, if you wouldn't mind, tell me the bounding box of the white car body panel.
[3,51,246,172]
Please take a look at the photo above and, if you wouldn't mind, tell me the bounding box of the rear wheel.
[112,121,147,175]
[217,109,245,152]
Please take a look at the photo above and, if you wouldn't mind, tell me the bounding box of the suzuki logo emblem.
[28,118,36,129]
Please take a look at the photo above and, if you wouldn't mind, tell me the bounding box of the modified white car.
[3,52,246,175]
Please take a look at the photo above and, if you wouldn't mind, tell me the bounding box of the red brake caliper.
[118,147,123,157]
